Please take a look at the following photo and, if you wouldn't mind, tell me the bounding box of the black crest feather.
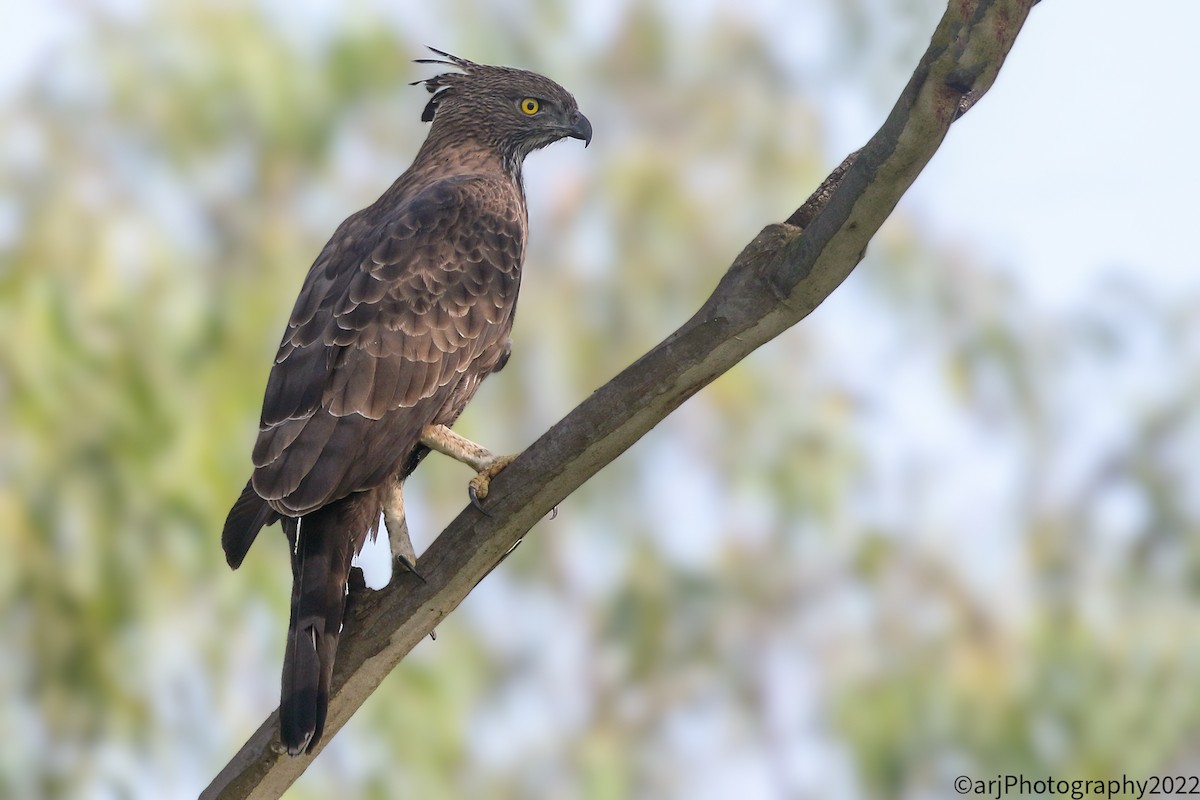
[411,47,477,123]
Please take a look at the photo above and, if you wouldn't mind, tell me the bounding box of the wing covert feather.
[252,176,525,514]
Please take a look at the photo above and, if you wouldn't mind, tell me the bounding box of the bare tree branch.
[202,1,1038,796]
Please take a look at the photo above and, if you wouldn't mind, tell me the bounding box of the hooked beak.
[568,112,593,147]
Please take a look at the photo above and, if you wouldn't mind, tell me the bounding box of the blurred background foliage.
[3,1,1200,798]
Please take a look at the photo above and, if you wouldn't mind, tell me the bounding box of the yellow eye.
[519,98,540,115]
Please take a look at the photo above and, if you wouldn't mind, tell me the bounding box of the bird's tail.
[279,492,378,755]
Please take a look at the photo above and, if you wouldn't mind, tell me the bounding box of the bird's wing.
[250,176,524,515]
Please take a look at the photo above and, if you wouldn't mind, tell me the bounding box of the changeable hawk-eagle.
[221,50,591,755]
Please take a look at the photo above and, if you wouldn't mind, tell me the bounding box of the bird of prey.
[220,50,591,756]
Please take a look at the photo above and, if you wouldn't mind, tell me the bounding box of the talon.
[468,473,489,502]
[467,454,517,513]
[468,482,492,516]
[393,554,426,583]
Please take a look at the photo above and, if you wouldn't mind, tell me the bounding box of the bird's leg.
[383,480,423,581]
[383,481,436,639]
[419,424,518,511]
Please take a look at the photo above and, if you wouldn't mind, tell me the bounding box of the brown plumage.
[221,49,590,756]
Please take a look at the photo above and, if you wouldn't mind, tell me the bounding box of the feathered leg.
[418,424,517,509]
[383,479,420,577]
[381,479,439,639]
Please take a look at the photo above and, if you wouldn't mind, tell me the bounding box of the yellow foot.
[468,454,518,511]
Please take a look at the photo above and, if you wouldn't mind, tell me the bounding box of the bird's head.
[413,49,591,170]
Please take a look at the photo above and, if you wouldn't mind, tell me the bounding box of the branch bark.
[202,1,1037,796]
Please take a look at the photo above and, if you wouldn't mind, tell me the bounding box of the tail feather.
[278,492,379,755]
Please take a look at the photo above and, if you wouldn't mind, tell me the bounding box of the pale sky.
[906,0,1200,308]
